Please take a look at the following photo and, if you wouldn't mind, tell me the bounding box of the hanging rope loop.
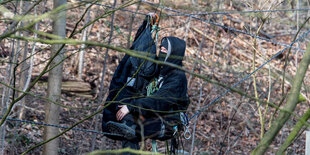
[184,126,191,140]
[147,12,160,46]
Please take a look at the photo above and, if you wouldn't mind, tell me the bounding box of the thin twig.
[91,0,117,151]
[18,5,38,120]
[190,33,205,155]
[0,1,135,127]
[126,1,141,48]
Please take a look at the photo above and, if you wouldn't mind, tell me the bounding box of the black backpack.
[102,15,159,140]
[105,15,159,102]
[128,16,158,94]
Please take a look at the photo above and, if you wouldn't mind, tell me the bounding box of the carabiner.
[184,126,191,140]
[173,126,178,136]
[151,14,159,26]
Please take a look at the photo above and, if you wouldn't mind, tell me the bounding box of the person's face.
[158,46,168,62]
[160,46,168,53]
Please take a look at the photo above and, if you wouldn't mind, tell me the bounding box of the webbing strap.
[152,139,158,152]
[151,25,160,47]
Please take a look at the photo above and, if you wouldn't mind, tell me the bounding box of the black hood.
[159,37,186,75]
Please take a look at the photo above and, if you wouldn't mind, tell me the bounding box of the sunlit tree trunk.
[42,0,66,154]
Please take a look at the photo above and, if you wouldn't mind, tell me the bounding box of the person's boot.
[121,139,140,155]
[106,114,136,140]
[102,108,125,140]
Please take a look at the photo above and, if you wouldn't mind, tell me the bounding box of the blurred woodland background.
[0,0,310,154]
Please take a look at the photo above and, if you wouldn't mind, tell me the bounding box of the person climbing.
[106,36,190,153]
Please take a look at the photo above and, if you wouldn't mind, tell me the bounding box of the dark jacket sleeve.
[128,71,188,116]
[106,54,130,101]
[107,17,151,102]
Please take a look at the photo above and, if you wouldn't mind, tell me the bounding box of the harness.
[144,13,191,154]
[146,76,190,154]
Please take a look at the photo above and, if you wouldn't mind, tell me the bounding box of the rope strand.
[79,0,307,52]
[141,0,306,52]
[188,29,310,121]
[1,117,122,136]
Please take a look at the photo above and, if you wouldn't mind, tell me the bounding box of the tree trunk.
[42,0,66,155]
[78,3,91,79]
[18,7,38,119]
[251,42,310,154]
[18,0,30,118]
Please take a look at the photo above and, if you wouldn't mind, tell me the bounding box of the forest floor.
[1,0,310,154]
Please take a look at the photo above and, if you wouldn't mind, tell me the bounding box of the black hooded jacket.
[127,37,189,117]
[104,17,158,107]
[102,16,159,134]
